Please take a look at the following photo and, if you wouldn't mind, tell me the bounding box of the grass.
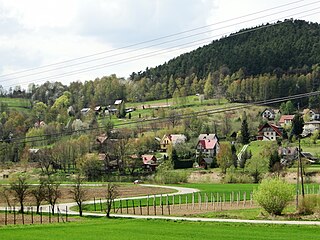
[79,183,258,212]
[0,217,319,240]
[0,97,31,113]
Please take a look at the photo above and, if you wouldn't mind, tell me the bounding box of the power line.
[4,90,320,146]
[3,8,320,89]
[1,0,317,84]
[0,0,305,79]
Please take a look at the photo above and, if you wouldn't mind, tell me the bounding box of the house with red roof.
[257,122,283,141]
[279,115,295,127]
[141,154,158,171]
[196,133,220,160]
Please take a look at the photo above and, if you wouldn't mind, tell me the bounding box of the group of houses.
[80,99,134,116]
[258,108,320,141]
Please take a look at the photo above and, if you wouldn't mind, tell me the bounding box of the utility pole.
[298,137,305,198]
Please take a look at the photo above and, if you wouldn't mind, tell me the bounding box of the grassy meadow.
[0,217,319,240]
[0,97,31,113]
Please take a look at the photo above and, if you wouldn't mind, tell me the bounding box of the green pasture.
[80,183,258,212]
[0,217,319,240]
[0,97,30,113]
[79,182,320,212]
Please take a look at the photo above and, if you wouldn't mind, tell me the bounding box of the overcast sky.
[0,0,319,90]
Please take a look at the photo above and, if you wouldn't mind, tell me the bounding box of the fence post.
[154,196,156,215]
[120,200,123,214]
[100,198,102,212]
[179,195,182,209]
[167,198,170,215]
[40,207,43,224]
[57,208,60,223]
[126,200,129,214]
[186,195,188,210]
[198,193,201,210]
[5,207,7,225]
[132,200,135,215]
[220,197,222,210]
[94,197,96,211]
[223,193,226,206]
[161,200,164,215]
[173,195,175,208]
[147,197,149,215]
[13,206,16,225]
[192,193,195,210]
[237,192,239,206]
[65,206,68,222]
[140,200,142,215]
[31,207,34,224]
[49,207,51,223]
[213,195,215,210]
[205,193,208,210]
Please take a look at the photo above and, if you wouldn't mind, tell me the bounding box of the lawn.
[0,217,319,240]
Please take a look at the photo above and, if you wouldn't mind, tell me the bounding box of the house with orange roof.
[279,115,295,127]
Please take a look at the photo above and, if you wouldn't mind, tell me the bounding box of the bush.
[154,170,189,184]
[254,178,294,215]
[298,195,320,215]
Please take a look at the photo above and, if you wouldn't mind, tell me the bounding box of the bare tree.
[10,176,30,213]
[106,183,118,218]
[30,178,46,214]
[44,177,61,215]
[167,110,181,128]
[70,174,87,217]
[1,187,12,208]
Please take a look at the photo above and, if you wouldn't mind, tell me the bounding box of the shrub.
[154,170,189,184]
[254,178,294,215]
[298,195,320,215]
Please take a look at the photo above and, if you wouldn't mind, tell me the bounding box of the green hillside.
[133,19,320,80]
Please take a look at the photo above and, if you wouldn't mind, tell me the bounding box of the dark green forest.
[2,19,320,109]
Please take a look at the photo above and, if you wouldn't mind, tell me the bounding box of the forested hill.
[132,19,320,81]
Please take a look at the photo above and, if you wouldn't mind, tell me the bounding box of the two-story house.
[160,134,187,151]
[279,115,295,127]
[257,122,283,141]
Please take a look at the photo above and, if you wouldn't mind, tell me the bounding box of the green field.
[0,218,319,240]
[0,97,31,113]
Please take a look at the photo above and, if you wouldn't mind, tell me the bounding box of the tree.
[70,174,87,217]
[254,178,294,215]
[167,110,181,128]
[216,143,233,174]
[30,179,46,214]
[77,153,103,181]
[290,114,304,138]
[44,177,61,215]
[10,176,30,213]
[204,73,214,99]
[239,149,252,168]
[106,183,119,218]
[245,157,268,183]
[240,112,250,144]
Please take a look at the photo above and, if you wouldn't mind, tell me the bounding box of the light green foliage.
[298,195,320,215]
[25,127,47,147]
[245,157,268,183]
[254,178,294,215]
[77,153,103,181]
[216,142,233,174]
